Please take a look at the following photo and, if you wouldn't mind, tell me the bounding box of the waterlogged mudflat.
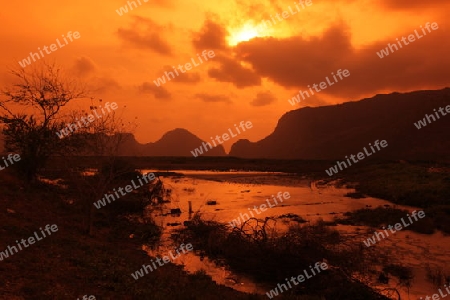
[375,230,450,298]
[141,170,450,298]
[142,170,408,224]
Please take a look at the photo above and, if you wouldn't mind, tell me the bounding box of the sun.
[227,23,261,46]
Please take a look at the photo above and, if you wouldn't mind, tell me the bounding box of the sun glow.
[227,23,261,46]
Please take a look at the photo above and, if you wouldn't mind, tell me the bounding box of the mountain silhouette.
[119,128,226,156]
[229,88,450,160]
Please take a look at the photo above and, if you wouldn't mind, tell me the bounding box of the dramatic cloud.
[192,19,229,51]
[139,82,171,99]
[235,23,450,98]
[117,16,172,56]
[250,91,276,106]
[236,25,352,87]
[195,93,231,103]
[208,55,261,88]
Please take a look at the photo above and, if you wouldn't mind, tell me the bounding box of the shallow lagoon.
[140,170,450,298]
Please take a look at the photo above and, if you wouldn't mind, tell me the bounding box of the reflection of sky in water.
[139,170,450,298]
[141,169,407,225]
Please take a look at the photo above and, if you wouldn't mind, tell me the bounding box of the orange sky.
[1,0,449,152]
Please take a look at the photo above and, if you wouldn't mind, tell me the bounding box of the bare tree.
[0,62,86,182]
[0,62,144,236]
[64,99,141,235]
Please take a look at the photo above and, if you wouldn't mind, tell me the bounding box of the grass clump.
[176,214,398,300]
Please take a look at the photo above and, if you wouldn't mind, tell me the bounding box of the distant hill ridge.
[118,128,226,157]
[229,87,450,160]
[2,126,226,157]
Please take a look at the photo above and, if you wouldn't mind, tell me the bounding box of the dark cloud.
[235,23,450,98]
[72,56,96,77]
[117,16,172,56]
[250,91,276,106]
[195,93,231,103]
[208,54,261,88]
[236,24,352,87]
[139,82,171,99]
[192,19,229,51]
